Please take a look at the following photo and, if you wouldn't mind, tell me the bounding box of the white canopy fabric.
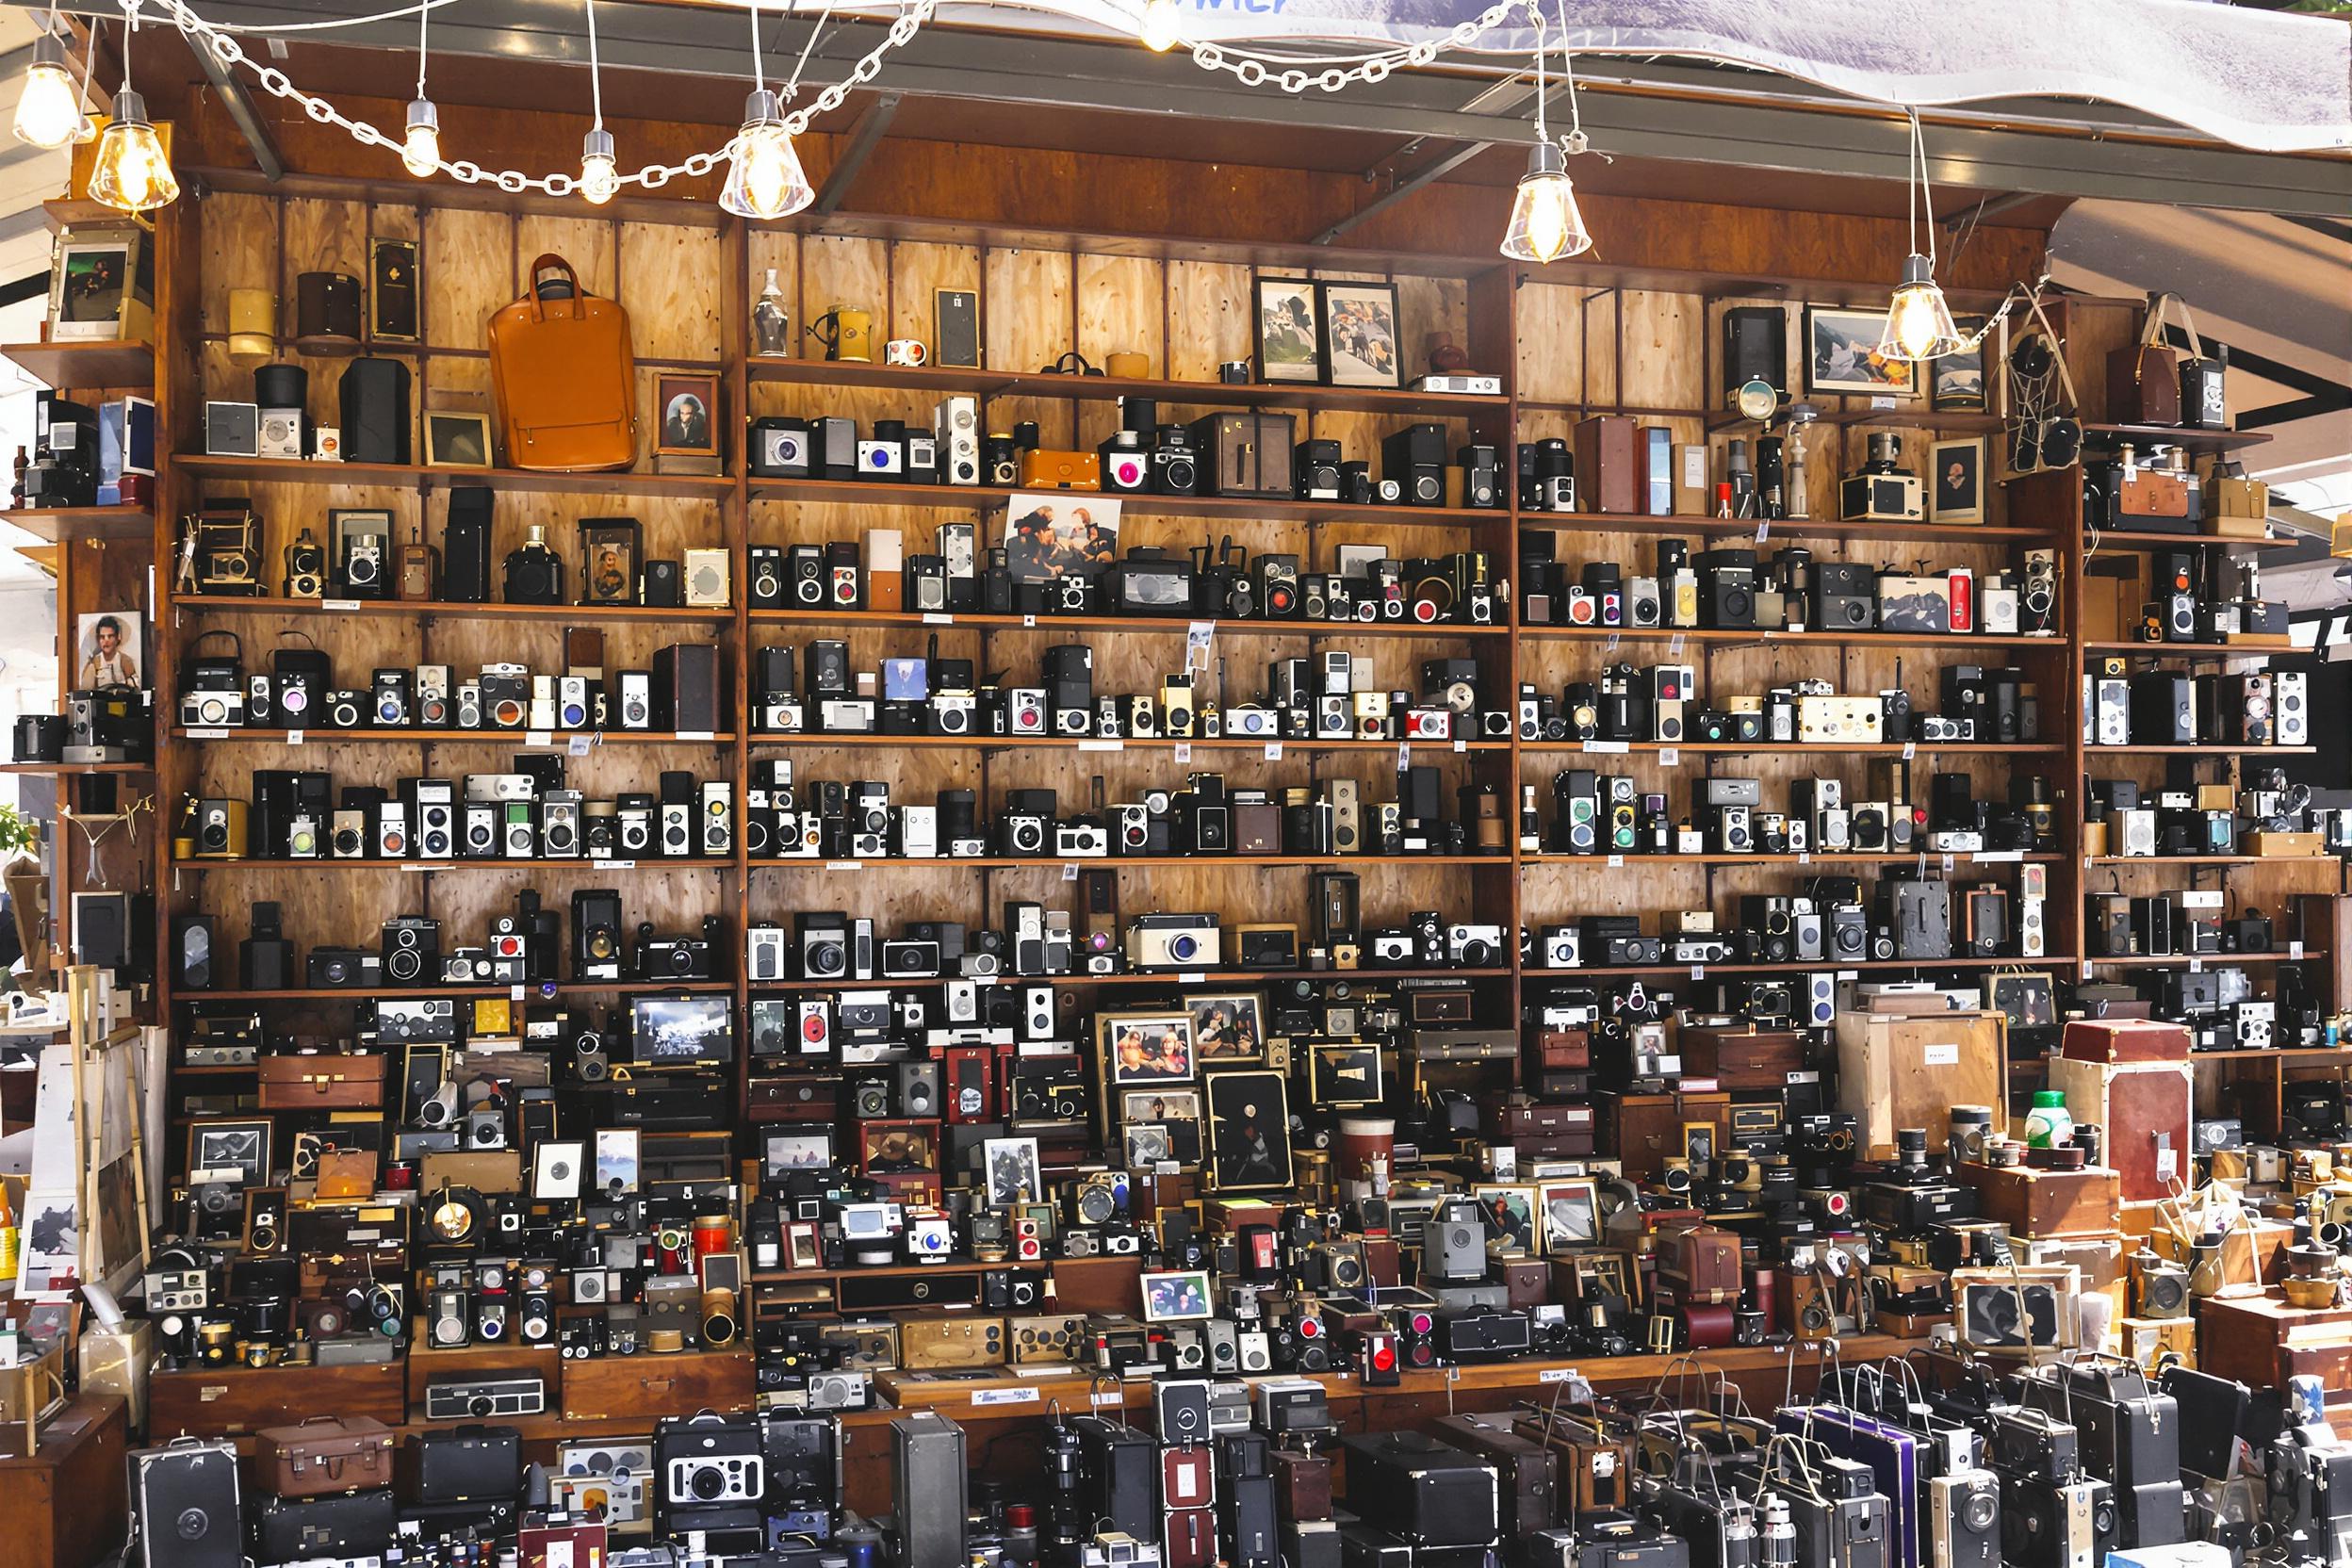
[930,0,2352,154]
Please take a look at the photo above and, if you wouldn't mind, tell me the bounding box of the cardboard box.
[1835,1011,2005,1160]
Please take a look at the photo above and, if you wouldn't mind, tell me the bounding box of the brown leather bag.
[486,253,637,472]
[256,1413,396,1498]
[2107,292,2183,427]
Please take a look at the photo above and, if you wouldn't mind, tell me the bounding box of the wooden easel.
[63,966,151,1293]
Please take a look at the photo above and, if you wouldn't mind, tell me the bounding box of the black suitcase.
[253,1486,399,1560]
[1338,1430,1500,1548]
[414,1423,523,1503]
[130,1439,243,1568]
[400,1496,520,1540]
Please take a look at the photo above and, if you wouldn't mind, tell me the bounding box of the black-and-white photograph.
[982,1135,1043,1207]
[1204,1070,1291,1192]
[631,996,734,1065]
[534,1138,586,1200]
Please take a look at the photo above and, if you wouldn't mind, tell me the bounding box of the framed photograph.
[1124,1123,1174,1168]
[1004,493,1120,588]
[858,1119,939,1175]
[1318,280,1402,388]
[533,1139,587,1201]
[1539,1179,1601,1252]
[48,226,151,341]
[786,1220,823,1270]
[593,1129,642,1196]
[1203,1068,1292,1192]
[1188,992,1265,1064]
[761,1130,833,1177]
[1120,1087,1202,1163]
[1567,1250,1638,1308]
[1254,276,1322,384]
[1098,1009,1196,1088]
[424,410,492,467]
[1929,437,1985,525]
[187,1118,271,1186]
[656,372,719,457]
[75,610,142,690]
[1139,1268,1214,1323]
[630,995,734,1066]
[1805,305,1914,397]
[579,517,643,606]
[1930,318,1987,411]
[1472,1184,1540,1254]
[1307,1042,1384,1107]
[982,1135,1043,1207]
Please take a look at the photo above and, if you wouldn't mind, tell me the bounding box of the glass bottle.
[753,268,791,357]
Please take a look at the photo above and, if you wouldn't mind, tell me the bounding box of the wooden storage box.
[560,1348,754,1423]
[0,1395,126,1568]
[258,1054,386,1110]
[2061,1019,2189,1064]
[2047,1055,2192,1204]
[149,1359,405,1439]
[1957,1164,2121,1238]
[2196,1294,2352,1396]
[1679,1026,1805,1090]
[1572,416,1639,514]
[1834,1011,2004,1160]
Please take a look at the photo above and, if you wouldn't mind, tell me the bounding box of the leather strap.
[525,253,584,322]
[2019,291,2080,415]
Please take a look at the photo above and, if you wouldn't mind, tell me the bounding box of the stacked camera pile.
[748,761,1502,864]
[177,631,727,736]
[770,528,1496,629]
[1520,534,2059,638]
[1512,662,2041,749]
[175,762,735,865]
[755,642,1504,744]
[2086,656,2312,748]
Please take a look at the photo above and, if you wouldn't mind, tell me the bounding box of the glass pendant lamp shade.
[580,128,620,204]
[1498,139,1590,264]
[1878,253,1967,361]
[721,89,813,220]
[12,33,80,151]
[88,88,178,213]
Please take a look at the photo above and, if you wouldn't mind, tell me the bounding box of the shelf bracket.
[193,39,285,184]
[814,93,902,216]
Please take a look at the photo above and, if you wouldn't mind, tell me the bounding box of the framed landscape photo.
[1098,1009,1196,1088]
[1318,280,1402,388]
[1805,305,1914,398]
[1120,1087,1201,1163]
[1254,276,1322,384]
[49,225,151,341]
[1203,1068,1292,1192]
[1930,436,1986,524]
[594,1128,643,1195]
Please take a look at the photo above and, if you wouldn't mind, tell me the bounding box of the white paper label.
[972,1387,1039,1407]
[825,860,863,872]
[2156,1148,2179,1181]
[1538,1367,1580,1384]
[1690,965,1707,980]
[1799,852,1811,866]
[604,860,635,871]
[1179,972,1207,985]
[676,729,716,742]
[1022,614,1037,629]
[321,598,361,612]
[922,612,954,625]
[1265,742,1282,760]
[1902,741,1918,760]
[567,734,593,757]
[1061,862,1079,882]
[1923,1043,1960,1066]
[1452,736,1467,753]
[1079,740,1122,753]
[286,728,303,745]
[187,727,228,740]
[1658,747,1679,767]
[2291,940,2307,960]
[1186,622,1215,672]
[410,862,449,873]
[1174,742,1191,764]
[1667,634,1686,658]
[1607,855,1625,868]
[1582,740,1628,755]
[526,730,552,747]
[510,985,526,1003]
[1755,520,1770,545]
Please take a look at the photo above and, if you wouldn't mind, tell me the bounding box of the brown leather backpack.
[486,253,636,471]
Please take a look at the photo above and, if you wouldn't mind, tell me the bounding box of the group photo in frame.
[1098,1010,1196,1087]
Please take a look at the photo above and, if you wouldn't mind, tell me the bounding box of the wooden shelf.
[1522,625,2066,651]
[747,1259,1051,1284]
[745,356,1510,419]
[1,338,154,390]
[1522,510,2057,545]
[2084,743,2313,756]
[747,606,1507,640]
[749,854,1500,871]
[0,760,151,775]
[749,474,1505,528]
[742,965,1507,995]
[2081,640,2295,662]
[2081,953,2295,970]
[187,979,737,1003]
[2082,422,2272,455]
[0,504,151,543]
[174,452,735,499]
[175,596,736,626]
[2084,529,2293,551]
[1518,739,2064,757]
[2087,856,2339,868]
[748,733,1507,754]
[1527,852,2060,868]
[1705,406,2006,435]
[172,727,735,746]
[1534,954,2050,981]
[173,857,736,873]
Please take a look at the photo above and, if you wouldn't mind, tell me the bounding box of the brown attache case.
[2107,294,2183,427]
[1573,416,1639,514]
[487,253,637,472]
[256,1413,397,1498]
[257,1054,385,1110]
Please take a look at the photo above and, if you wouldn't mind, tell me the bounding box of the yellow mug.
[808,307,873,364]
[1105,351,1152,380]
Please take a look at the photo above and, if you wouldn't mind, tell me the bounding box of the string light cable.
[141,0,936,199]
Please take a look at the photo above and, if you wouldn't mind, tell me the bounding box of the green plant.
[0,805,41,860]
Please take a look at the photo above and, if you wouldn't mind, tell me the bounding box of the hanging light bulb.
[401,98,440,177]
[580,128,619,205]
[721,89,812,220]
[88,87,177,213]
[1499,139,1589,264]
[13,33,81,152]
[1876,110,1971,362]
[1140,0,1183,53]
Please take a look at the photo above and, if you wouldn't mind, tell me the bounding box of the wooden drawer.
[747,1075,840,1123]
[150,1360,405,1439]
[258,1054,385,1110]
[559,1348,755,1423]
[1681,1027,1805,1091]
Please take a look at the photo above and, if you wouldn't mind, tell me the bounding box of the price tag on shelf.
[1799,851,1812,866]
[1396,741,1411,773]
[1870,394,1896,410]
[511,985,527,1004]
[1755,520,1771,545]
[1582,740,1628,755]
[1179,972,1207,986]
[1658,747,1679,767]
[676,730,715,742]
[567,734,593,757]
[973,1388,1040,1408]
[1941,853,1956,874]
[1903,741,1917,760]
[1975,850,2022,863]
[1538,1367,1582,1385]
[1668,634,1686,658]
[1022,614,1037,629]
[1062,862,1080,883]
[1452,737,1467,753]
[1187,622,1215,673]
[1607,855,1625,868]
[2189,957,2204,973]
[1690,965,1707,981]
[604,860,635,871]
[1089,1389,1123,1408]
[2082,959,2097,979]
[2292,940,2308,960]
[188,727,228,740]
[1265,742,1282,760]
[526,730,552,747]
[825,860,863,872]
[286,728,304,745]
[922,612,955,626]
[1605,632,1619,655]
[410,862,449,873]
[322,598,361,612]
[1174,742,1191,764]
[1078,740,1123,753]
